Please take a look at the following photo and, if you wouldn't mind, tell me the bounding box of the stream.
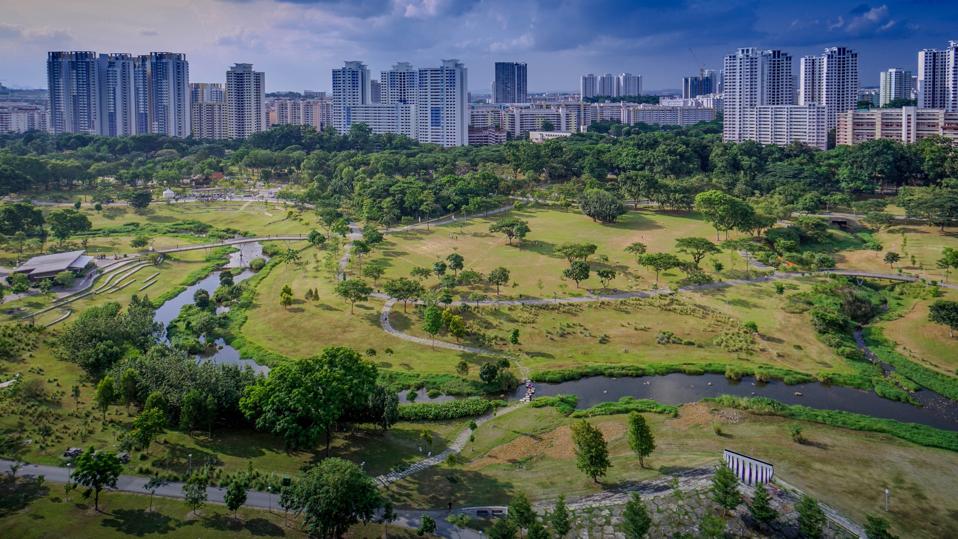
[150,242,958,430]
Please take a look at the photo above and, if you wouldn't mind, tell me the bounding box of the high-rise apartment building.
[370,80,382,104]
[225,63,265,139]
[135,52,190,137]
[799,47,858,128]
[597,74,617,97]
[879,69,914,106]
[580,74,597,100]
[381,62,418,105]
[97,53,136,136]
[682,69,717,98]
[493,62,528,103]
[190,82,225,140]
[917,41,958,111]
[47,51,100,134]
[617,73,642,96]
[332,61,371,132]
[417,59,468,147]
[723,48,794,143]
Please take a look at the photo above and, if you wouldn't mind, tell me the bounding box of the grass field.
[0,484,422,539]
[239,245,497,375]
[834,224,958,281]
[392,403,958,539]
[373,207,743,298]
[880,289,958,376]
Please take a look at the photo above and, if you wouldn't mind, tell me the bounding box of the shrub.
[570,397,678,418]
[529,394,578,415]
[397,397,506,421]
[249,258,266,271]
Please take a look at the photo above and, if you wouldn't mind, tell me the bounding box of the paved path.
[157,235,308,254]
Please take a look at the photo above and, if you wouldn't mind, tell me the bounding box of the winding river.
[150,242,958,431]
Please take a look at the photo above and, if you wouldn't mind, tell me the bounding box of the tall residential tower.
[225,63,265,139]
[493,62,528,104]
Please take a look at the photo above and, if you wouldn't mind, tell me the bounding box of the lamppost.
[267,486,273,513]
[188,453,192,475]
[884,488,890,511]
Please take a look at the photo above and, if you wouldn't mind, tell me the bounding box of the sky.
[1,0,957,93]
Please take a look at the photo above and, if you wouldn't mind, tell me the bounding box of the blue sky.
[1,0,956,92]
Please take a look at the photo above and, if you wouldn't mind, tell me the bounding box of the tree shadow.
[386,467,514,508]
[245,517,285,536]
[100,508,177,536]
[0,475,50,517]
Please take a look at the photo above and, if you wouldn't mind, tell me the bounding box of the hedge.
[570,397,679,418]
[533,363,814,385]
[397,397,506,421]
[708,395,958,452]
[529,394,578,415]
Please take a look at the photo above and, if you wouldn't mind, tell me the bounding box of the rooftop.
[14,250,88,275]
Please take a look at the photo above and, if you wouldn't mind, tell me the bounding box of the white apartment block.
[502,106,582,138]
[723,48,801,144]
[0,103,48,133]
[332,61,371,132]
[597,74,617,97]
[918,42,957,111]
[416,59,468,147]
[659,94,724,112]
[580,74,597,100]
[342,103,417,139]
[836,106,958,145]
[879,69,914,106]
[529,131,573,143]
[381,62,417,105]
[799,47,857,128]
[743,105,828,150]
[591,103,715,126]
[469,104,506,129]
[225,63,266,139]
[617,73,642,96]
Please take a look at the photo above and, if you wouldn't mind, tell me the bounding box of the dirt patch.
[668,403,747,430]
[468,419,626,469]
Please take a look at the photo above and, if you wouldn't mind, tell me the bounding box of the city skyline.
[2,1,957,92]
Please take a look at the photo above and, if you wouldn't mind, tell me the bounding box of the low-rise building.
[742,105,828,150]
[468,127,507,145]
[0,102,48,133]
[529,131,573,143]
[13,250,94,282]
[836,106,958,145]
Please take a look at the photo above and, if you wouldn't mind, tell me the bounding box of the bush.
[54,271,75,287]
[529,394,578,415]
[570,397,678,418]
[397,397,505,421]
[249,258,266,271]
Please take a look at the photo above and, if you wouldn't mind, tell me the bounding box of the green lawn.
[880,289,958,376]
[373,207,743,298]
[393,404,958,539]
[834,223,958,282]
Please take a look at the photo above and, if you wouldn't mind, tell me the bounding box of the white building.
[529,131,572,143]
[799,47,858,128]
[502,105,582,138]
[0,103,48,133]
[225,63,266,139]
[743,105,828,150]
[47,51,100,135]
[341,103,417,139]
[382,62,418,105]
[836,106,958,145]
[617,73,642,96]
[580,74,597,100]
[332,61,372,132]
[597,74,617,97]
[660,94,724,112]
[97,53,137,136]
[879,68,914,106]
[917,41,958,111]
[723,48,801,144]
[416,59,468,147]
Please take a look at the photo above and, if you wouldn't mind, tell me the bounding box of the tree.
[70,447,122,512]
[225,478,248,520]
[383,277,423,312]
[748,483,777,526]
[938,247,958,282]
[479,363,500,384]
[352,240,371,271]
[711,462,741,515]
[179,389,213,433]
[280,284,294,309]
[638,253,681,285]
[446,253,465,275]
[183,472,209,516]
[417,515,437,536]
[193,289,211,309]
[432,260,447,277]
[126,190,152,211]
[144,475,168,512]
[47,208,92,246]
[570,420,610,482]
[94,376,115,420]
[625,242,647,261]
[241,347,377,453]
[509,328,520,345]
[527,518,549,539]
[220,270,235,286]
[509,492,535,531]
[290,458,383,539]
[555,243,598,264]
[929,300,958,337]
[448,315,467,341]
[626,412,654,468]
[423,306,443,348]
[489,217,530,246]
[410,266,433,281]
[864,515,898,539]
[130,235,148,249]
[621,492,651,539]
[119,367,138,409]
[883,251,901,268]
[579,188,626,223]
[489,518,519,539]
[488,267,510,296]
[699,514,726,539]
[361,263,385,283]
[127,407,165,453]
[549,495,571,538]
[596,269,616,289]
[863,211,894,231]
[335,279,372,314]
[675,237,720,268]
[695,190,753,240]
[562,261,590,288]
[308,229,327,247]
[796,495,826,539]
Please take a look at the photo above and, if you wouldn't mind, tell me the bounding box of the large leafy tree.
[382,277,423,312]
[290,458,383,539]
[929,300,958,337]
[241,346,377,452]
[570,420,610,482]
[563,260,591,288]
[335,279,372,314]
[47,208,91,246]
[56,298,160,379]
[579,188,626,223]
[694,190,754,240]
[637,253,681,285]
[675,237,720,268]
[626,412,655,468]
[70,447,123,512]
[489,217,530,246]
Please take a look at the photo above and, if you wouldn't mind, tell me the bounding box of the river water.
[150,242,958,430]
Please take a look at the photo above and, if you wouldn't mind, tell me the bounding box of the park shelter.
[13,250,93,282]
